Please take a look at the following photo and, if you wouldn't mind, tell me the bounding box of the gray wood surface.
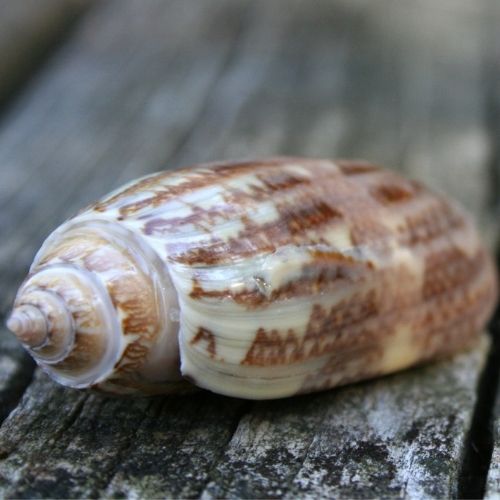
[0,0,89,108]
[0,0,498,498]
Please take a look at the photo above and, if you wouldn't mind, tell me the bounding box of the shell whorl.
[8,219,182,393]
[10,263,122,386]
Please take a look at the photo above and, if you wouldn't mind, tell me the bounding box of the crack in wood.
[89,398,158,497]
[186,399,254,498]
[463,30,500,495]
[457,311,500,498]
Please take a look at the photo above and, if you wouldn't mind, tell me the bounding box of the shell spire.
[7,304,50,348]
[6,157,498,398]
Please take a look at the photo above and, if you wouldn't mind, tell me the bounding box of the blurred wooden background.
[0,0,499,497]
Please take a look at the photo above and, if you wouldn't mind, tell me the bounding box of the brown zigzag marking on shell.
[241,289,380,366]
[190,327,216,359]
[298,342,385,394]
[398,199,466,246]
[94,158,318,216]
[422,247,486,300]
[167,200,345,266]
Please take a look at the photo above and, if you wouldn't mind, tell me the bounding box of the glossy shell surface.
[8,158,498,398]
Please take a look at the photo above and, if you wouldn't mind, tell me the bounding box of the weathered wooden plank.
[0,371,247,498]
[0,0,497,498]
[0,0,89,107]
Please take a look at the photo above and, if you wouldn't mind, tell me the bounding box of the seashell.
[6,158,498,398]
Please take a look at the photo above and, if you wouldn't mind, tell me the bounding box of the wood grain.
[0,0,89,108]
[0,0,498,498]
